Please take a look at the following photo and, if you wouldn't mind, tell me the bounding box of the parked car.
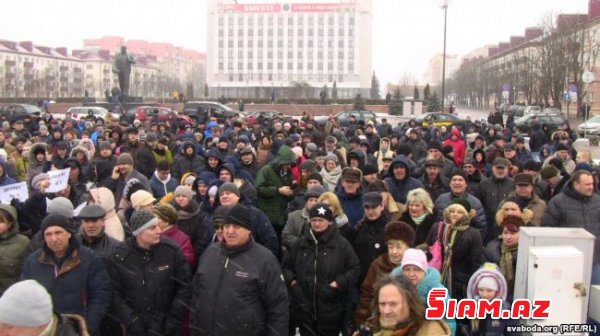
[413,112,468,129]
[541,107,562,114]
[127,106,179,122]
[314,110,378,127]
[514,112,566,134]
[577,115,600,137]
[244,110,295,123]
[0,104,43,122]
[182,101,242,124]
[524,106,541,115]
[54,106,117,121]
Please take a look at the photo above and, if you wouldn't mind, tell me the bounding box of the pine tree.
[204,83,209,97]
[353,94,366,110]
[413,86,420,100]
[371,72,381,99]
[428,92,441,112]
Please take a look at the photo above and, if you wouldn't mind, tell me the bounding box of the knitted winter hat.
[174,186,194,200]
[224,204,252,230]
[477,276,499,291]
[116,153,134,166]
[540,165,559,180]
[31,173,50,190]
[47,197,74,219]
[218,182,241,198]
[130,209,159,236]
[0,280,52,327]
[308,203,335,222]
[304,185,326,200]
[131,190,156,209]
[400,248,428,272]
[41,214,71,234]
[449,169,468,183]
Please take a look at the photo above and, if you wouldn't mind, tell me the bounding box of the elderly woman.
[391,248,456,335]
[320,154,342,191]
[355,222,415,327]
[398,188,437,246]
[426,199,484,301]
[357,274,451,335]
[153,203,196,268]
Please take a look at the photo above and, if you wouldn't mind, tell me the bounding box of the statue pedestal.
[121,96,143,103]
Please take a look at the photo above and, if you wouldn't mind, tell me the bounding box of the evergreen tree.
[353,94,366,110]
[371,72,381,99]
[428,92,441,112]
[204,83,209,97]
[413,86,420,100]
[423,84,431,101]
[393,86,402,99]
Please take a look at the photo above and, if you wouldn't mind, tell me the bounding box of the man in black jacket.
[283,202,360,336]
[191,204,289,336]
[78,204,118,260]
[106,210,191,336]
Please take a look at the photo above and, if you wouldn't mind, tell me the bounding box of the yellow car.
[416,112,466,129]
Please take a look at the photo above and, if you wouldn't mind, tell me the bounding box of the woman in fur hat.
[484,198,531,300]
[355,221,415,327]
[425,198,485,301]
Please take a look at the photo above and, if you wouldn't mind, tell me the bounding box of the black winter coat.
[399,210,438,247]
[283,226,360,334]
[426,221,484,300]
[172,200,214,259]
[80,232,119,262]
[191,239,289,336]
[106,237,191,335]
[475,176,514,243]
[353,212,391,282]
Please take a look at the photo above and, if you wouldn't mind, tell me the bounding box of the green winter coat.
[255,145,296,227]
[0,204,29,294]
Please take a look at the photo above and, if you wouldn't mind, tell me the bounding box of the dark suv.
[514,113,566,134]
[182,101,241,124]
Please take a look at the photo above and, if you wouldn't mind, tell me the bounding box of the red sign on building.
[218,3,282,13]
[291,3,355,12]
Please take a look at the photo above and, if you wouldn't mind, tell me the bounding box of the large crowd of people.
[0,106,598,336]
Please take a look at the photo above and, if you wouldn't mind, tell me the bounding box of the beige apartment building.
[0,37,206,99]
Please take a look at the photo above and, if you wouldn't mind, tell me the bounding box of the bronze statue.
[112,46,135,96]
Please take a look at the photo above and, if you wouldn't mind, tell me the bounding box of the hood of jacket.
[466,263,508,301]
[181,140,197,157]
[180,171,198,185]
[451,127,461,138]
[387,154,411,182]
[0,204,18,240]
[347,148,366,170]
[416,268,444,300]
[28,143,47,164]
[89,187,116,213]
[271,144,296,168]
[219,162,237,179]
[94,159,113,182]
[70,146,91,162]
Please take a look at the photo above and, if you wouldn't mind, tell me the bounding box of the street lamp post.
[441,0,448,113]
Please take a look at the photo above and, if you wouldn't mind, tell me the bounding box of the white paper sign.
[46,168,71,193]
[0,182,29,203]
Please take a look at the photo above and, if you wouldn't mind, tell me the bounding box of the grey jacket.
[282,208,309,251]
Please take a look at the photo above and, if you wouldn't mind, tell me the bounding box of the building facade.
[425,53,458,87]
[0,37,206,99]
[206,0,372,99]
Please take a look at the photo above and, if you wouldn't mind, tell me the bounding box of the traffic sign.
[582,71,595,84]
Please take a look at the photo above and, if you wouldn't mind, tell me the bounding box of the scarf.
[500,243,518,286]
[410,213,428,225]
[440,217,470,290]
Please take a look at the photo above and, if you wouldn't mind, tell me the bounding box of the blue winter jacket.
[383,155,423,204]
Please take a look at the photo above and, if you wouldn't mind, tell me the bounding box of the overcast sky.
[1,0,590,87]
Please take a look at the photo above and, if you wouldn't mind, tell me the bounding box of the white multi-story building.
[206,0,372,99]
